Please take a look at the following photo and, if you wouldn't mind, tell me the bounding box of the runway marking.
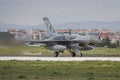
[0,57,120,61]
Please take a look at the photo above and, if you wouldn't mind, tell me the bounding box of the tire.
[71,52,76,57]
[54,52,59,57]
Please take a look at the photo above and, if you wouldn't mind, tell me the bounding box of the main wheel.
[71,52,76,57]
[54,51,59,57]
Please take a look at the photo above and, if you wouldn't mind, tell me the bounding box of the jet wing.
[24,40,88,45]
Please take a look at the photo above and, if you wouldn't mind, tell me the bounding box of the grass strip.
[0,61,120,80]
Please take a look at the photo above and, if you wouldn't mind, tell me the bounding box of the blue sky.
[0,0,120,25]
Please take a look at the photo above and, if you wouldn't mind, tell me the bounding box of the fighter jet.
[27,17,93,57]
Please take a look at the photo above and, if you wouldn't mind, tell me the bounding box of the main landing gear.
[71,52,83,57]
[53,50,83,57]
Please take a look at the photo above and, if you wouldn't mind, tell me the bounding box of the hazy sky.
[0,0,120,25]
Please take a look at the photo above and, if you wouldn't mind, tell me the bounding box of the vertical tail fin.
[43,17,55,35]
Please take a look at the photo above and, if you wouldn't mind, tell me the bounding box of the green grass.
[83,47,120,57]
[0,45,120,57]
[0,61,120,80]
[0,46,50,56]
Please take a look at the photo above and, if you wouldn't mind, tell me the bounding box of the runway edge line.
[0,57,120,61]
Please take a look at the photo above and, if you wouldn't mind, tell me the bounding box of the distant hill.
[0,21,120,32]
[54,21,120,32]
[0,23,44,32]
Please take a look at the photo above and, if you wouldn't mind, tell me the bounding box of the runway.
[0,57,120,61]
